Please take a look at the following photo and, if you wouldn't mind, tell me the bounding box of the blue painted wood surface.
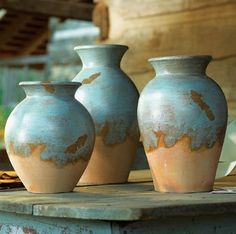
[0,170,235,233]
[1,211,236,234]
[0,211,111,234]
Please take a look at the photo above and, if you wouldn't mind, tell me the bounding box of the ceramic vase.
[137,55,228,193]
[73,44,139,184]
[216,120,236,178]
[5,81,95,193]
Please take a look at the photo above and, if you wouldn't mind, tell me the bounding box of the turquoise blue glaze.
[73,44,139,145]
[5,81,95,166]
[138,55,228,151]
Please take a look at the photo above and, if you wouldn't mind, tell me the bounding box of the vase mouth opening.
[19,81,82,87]
[148,55,212,63]
[74,44,128,51]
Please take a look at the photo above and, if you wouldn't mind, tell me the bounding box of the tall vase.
[137,55,228,193]
[73,44,139,184]
[5,81,95,193]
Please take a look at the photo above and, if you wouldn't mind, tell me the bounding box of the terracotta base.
[79,136,137,185]
[146,137,221,193]
[9,154,88,193]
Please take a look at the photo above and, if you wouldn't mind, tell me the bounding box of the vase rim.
[19,81,81,86]
[74,44,128,50]
[148,55,212,62]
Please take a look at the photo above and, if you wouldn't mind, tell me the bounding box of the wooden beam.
[0,13,33,46]
[0,0,94,21]
[92,2,109,40]
[0,12,49,57]
[0,55,49,66]
[19,29,49,56]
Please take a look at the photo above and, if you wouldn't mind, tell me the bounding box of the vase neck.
[20,82,81,98]
[74,44,128,68]
[149,55,212,76]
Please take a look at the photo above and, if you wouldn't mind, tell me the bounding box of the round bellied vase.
[73,44,139,184]
[5,81,95,193]
[137,55,228,193]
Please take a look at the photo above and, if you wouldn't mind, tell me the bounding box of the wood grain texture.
[0,170,235,221]
[1,211,236,234]
[102,0,234,19]
[98,0,236,117]
[92,2,109,39]
[0,0,94,21]
[0,212,111,234]
[0,12,49,58]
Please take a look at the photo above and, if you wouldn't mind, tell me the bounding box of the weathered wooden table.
[0,170,236,234]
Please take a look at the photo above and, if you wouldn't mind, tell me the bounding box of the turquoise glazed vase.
[5,81,95,193]
[73,44,139,184]
[137,55,228,193]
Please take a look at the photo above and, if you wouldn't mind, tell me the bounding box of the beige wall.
[96,0,236,119]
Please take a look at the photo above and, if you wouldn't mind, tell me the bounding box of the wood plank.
[0,13,33,46]
[113,214,236,234]
[19,29,49,56]
[0,212,111,234]
[0,170,235,221]
[33,185,236,221]
[104,1,236,108]
[0,12,49,57]
[128,169,152,183]
[0,0,95,21]
[107,2,236,39]
[101,0,236,106]
[92,2,109,39]
[102,0,234,19]
[2,209,236,234]
[113,3,236,61]
[0,55,49,66]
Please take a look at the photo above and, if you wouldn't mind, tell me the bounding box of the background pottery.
[0,106,12,148]
[216,120,236,178]
[137,55,228,193]
[5,81,95,193]
[73,44,139,184]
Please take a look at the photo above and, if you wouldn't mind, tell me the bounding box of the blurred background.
[0,0,235,153]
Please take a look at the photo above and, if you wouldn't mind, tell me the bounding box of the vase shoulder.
[5,85,95,167]
[75,68,137,90]
[138,72,227,151]
[74,68,139,145]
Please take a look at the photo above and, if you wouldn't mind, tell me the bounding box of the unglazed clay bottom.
[9,153,88,193]
[146,136,221,193]
[79,136,136,185]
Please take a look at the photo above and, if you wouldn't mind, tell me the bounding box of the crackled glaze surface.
[73,45,139,184]
[5,82,95,193]
[138,55,228,193]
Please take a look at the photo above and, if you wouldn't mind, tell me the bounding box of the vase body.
[137,55,228,193]
[5,81,95,193]
[73,44,139,184]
